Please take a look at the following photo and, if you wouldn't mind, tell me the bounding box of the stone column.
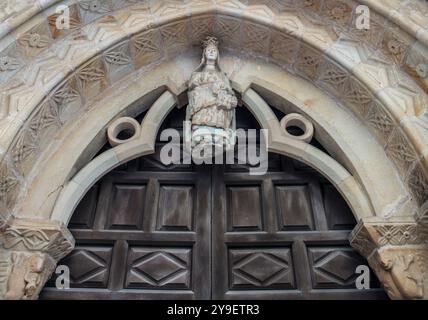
[0,218,74,300]
[350,216,428,299]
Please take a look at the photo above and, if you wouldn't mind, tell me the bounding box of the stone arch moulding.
[0,0,427,300]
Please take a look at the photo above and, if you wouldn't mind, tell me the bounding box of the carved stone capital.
[0,218,74,300]
[350,218,428,299]
[368,246,428,300]
[0,250,56,299]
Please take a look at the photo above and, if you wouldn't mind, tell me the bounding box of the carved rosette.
[0,218,74,300]
[350,218,428,299]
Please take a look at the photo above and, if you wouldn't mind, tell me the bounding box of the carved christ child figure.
[187,37,238,136]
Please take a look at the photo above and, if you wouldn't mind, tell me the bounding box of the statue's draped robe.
[188,70,237,130]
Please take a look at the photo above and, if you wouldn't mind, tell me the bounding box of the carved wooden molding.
[0,218,74,300]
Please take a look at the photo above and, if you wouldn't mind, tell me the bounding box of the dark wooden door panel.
[125,247,192,289]
[157,185,194,231]
[106,184,146,230]
[42,152,386,300]
[227,185,264,232]
[60,245,114,288]
[228,247,295,289]
[212,156,386,300]
[41,105,385,300]
[42,157,211,300]
[275,185,314,231]
[322,183,357,230]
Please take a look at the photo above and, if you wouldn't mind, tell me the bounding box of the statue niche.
[185,37,238,159]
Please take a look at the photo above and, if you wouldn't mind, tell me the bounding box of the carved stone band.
[0,218,74,300]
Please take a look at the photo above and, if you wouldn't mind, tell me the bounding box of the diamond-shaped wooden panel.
[125,247,192,289]
[229,248,295,289]
[55,245,113,288]
[308,247,365,289]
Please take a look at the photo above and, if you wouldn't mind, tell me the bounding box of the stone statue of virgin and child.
[185,36,238,159]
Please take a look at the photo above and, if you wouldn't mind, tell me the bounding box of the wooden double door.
[41,150,385,299]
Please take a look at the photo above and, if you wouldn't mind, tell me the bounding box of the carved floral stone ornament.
[387,39,404,56]
[185,37,238,159]
[20,33,49,49]
[79,0,111,14]
[0,56,18,72]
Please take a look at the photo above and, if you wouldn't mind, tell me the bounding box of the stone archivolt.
[0,1,427,221]
[0,0,426,299]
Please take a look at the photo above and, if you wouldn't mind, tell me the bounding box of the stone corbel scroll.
[0,218,74,300]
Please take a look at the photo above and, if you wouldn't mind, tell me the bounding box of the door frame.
[44,88,380,299]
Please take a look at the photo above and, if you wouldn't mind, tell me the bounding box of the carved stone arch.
[1,2,427,221]
[0,0,427,300]
[10,54,406,224]
[50,86,375,226]
[0,53,424,300]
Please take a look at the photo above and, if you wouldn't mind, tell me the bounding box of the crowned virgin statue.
[186,36,238,158]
